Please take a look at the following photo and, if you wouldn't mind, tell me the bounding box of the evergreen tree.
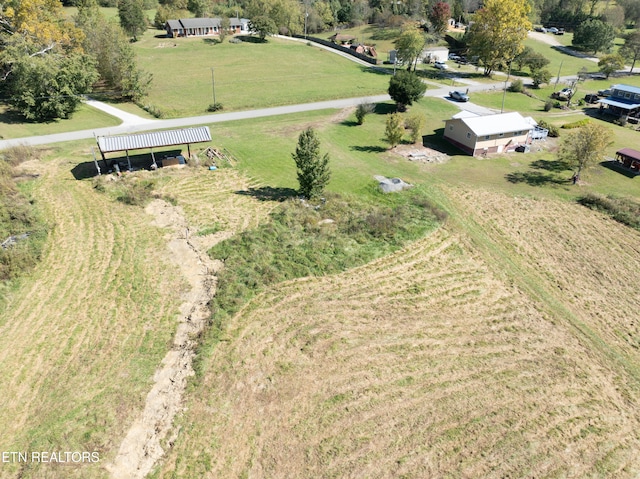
[388,70,427,111]
[292,128,331,199]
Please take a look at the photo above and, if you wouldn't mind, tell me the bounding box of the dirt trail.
[107,199,222,479]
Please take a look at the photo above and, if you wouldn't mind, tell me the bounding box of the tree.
[395,24,426,71]
[405,113,425,143]
[531,68,551,88]
[598,53,625,79]
[6,52,98,121]
[468,0,532,76]
[355,102,375,125]
[572,19,615,54]
[620,30,640,73]
[292,127,331,199]
[249,15,277,40]
[384,113,404,148]
[187,0,208,17]
[558,123,612,182]
[218,17,231,42]
[524,51,550,73]
[245,0,302,34]
[513,46,534,71]
[388,70,427,110]
[118,0,147,41]
[618,0,640,26]
[428,2,450,36]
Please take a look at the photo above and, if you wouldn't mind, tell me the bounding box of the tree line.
[0,0,151,122]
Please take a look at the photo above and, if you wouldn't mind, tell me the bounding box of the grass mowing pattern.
[156,222,640,478]
[0,146,183,479]
[209,188,445,322]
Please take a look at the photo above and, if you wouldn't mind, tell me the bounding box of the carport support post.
[187,143,191,159]
[151,148,157,169]
[126,149,132,172]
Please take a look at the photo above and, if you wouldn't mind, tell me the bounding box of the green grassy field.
[131,34,389,117]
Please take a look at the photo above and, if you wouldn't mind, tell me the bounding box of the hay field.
[0,156,271,478]
[155,186,640,478]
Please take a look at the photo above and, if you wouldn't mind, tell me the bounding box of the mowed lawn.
[132,34,390,117]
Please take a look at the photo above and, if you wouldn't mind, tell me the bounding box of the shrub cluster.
[203,188,447,343]
[536,119,560,137]
[578,194,640,231]
[561,118,590,129]
[0,147,47,282]
[508,79,524,93]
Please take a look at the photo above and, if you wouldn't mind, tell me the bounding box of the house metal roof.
[458,112,534,136]
[611,84,640,95]
[97,127,211,154]
[166,17,250,30]
[598,97,640,110]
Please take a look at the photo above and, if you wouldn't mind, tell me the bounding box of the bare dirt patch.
[106,199,219,479]
[392,143,450,164]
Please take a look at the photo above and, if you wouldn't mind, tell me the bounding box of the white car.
[434,61,448,70]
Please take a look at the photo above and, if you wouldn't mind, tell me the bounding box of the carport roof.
[598,98,640,110]
[97,127,211,154]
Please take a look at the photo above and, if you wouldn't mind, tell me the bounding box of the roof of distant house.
[166,17,250,29]
[611,84,640,95]
[453,112,534,136]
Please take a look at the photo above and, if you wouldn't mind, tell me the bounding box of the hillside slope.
[156,187,640,479]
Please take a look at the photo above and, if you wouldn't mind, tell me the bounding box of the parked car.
[449,90,469,102]
[455,57,468,65]
[584,94,599,104]
[515,144,530,153]
[553,87,574,100]
[598,88,612,97]
[547,27,559,34]
[448,53,461,61]
[433,61,448,70]
[535,26,547,33]
[555,28,565,35]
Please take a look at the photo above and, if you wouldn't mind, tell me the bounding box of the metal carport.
[95,126,212,172]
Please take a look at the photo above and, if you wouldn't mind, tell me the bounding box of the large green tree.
[395,24,426,71]
[468,0,532,76]
[76,1,151,101]
[249,15,277,40]
[572,19,615,54]
[118,0,146,41]
[292,128,331,199]
[598,53,625,79]
[621,30,640,73]
[558,123,612,182]
[388,70,426,110]
[6,52,98,121]
[245,0,302,35]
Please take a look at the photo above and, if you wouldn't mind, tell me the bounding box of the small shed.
[615,148,640,172]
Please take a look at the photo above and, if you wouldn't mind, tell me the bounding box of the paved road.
[0,33,595,151]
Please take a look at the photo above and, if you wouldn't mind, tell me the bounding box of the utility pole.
[554,60,563,89]
[304,1,308,38]
[211,67,216,105]
[501,61,512,113]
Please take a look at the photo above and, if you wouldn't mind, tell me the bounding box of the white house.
[443,111,535,156]
[165,18,250,38]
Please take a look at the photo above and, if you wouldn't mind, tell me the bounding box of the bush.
[508,79,524,92]
[544,100,553,111]
[137,103,166,118]
[355,102,375,125]
[116,178,157,206]
[537,119,560,137]
[561,118,590,129]
[205,188,447,333]
[207,102,224,112]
